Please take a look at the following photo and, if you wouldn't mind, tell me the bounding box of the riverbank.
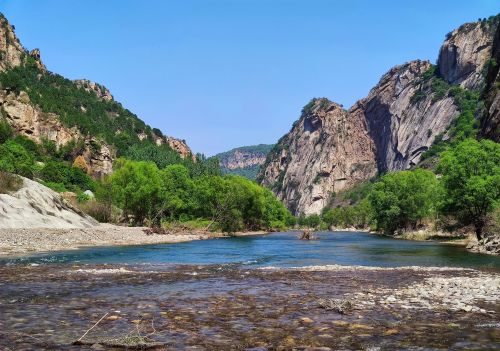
[0,225,269,257]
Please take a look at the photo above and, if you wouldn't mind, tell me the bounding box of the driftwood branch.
[74,312,109,344]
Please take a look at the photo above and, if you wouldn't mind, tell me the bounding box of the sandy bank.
[0,225,271,256]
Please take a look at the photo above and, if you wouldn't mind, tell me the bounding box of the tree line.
[315,139,499,240]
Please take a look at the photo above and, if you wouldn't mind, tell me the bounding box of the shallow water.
[1,232,499,350]
[2,231,500,269]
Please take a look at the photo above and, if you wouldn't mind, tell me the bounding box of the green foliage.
[107,159,292,231]
[0,139,35,178]
[322,199,373,229]
[126,143,183,169]
[0,119,13,143]
[368,169,442,234]
[0,62,161,157]
[438,139,500,239]
[421,85,479,161]
[0,171,22,193]
[109,159,162,224]
[39,160,96,192]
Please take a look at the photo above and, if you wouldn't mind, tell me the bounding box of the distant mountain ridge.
[0,13,193,178]
[258,14,500,215]
[216,144,274,180]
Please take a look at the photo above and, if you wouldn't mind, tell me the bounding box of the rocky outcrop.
[259,16,499,215]
[0,12,194,174]
[0,176,99,228]
[0,90,81,145]
[217,144,272,169]
[359,60,459,172]
[164,136,194,160]
[0,89,114,177]
[216,144,273,180]
[259,99,377,215]
[74,79,113,101]
[0,14,25,71]
[479,18,500,142]
[438,19,498,90]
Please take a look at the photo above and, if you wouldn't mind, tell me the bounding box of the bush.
[39,161,96,192]
[0,171,22,193]
[0,119,13,143]
[368,169,442,234]
[0,140,35,178]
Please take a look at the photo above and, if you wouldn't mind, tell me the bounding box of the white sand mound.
[0,177,98,228]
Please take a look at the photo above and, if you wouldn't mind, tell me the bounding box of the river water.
[2,231,500,269]
[1,232,499,350]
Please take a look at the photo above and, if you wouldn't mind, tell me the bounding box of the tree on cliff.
[438,139,500,240]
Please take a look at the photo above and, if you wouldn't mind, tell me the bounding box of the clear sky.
[1,1,498,155]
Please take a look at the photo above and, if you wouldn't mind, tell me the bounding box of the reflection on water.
[2,231,500,269]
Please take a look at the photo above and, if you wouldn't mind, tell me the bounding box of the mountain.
[258,15,500,215]
[0,13,193,178]
[215,144,274,179]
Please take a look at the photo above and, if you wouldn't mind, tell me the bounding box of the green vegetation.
[216,144,274,180]
[107,158,293,232]
[316,139,500,238]
[0,171,22,194]
[368,169,442,234]
[0,61,179,158]
[0,128,96,192]
[438,139,500,239]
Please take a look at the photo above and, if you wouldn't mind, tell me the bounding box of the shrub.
[0,119,13,143]
[0,171,22,193]
[0,140,35,178]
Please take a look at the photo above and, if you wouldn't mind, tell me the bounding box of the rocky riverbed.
[0,263,498,350]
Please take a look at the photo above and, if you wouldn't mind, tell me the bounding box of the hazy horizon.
[1,0,498,155]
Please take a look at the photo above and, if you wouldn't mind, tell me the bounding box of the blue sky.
[1,1,498,155]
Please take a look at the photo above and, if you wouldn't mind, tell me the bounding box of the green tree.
[368,169,441,234]
[438,139,500,240]
[0,140,35,178]
[109,159,162,224]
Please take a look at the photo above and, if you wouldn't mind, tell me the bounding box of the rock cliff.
[216,144,273,179]
[0,13,193,176]
[74,79,113,101]
[259,99,377,215]
[259,16,500,215]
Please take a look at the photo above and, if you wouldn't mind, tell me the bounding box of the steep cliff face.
[164,136,194,160]
[479,19,500,142]
[0,13,193,176]
[259,99,377,215]
[438,19,497,90]
[359,60,459,172]
[0,14,25,71]
[259,16,499,215]
[216,144,273,179]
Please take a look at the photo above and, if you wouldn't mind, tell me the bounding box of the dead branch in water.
[73,312,109,344]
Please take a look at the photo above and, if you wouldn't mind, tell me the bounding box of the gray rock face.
[438,20,497,90]
[74,79,114,101]
[0,14,25,71]
[0,177,98,228]
[359,60,459,172]
[0,13,194,175]
[259,99,377,215]
[259,17,499,215]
